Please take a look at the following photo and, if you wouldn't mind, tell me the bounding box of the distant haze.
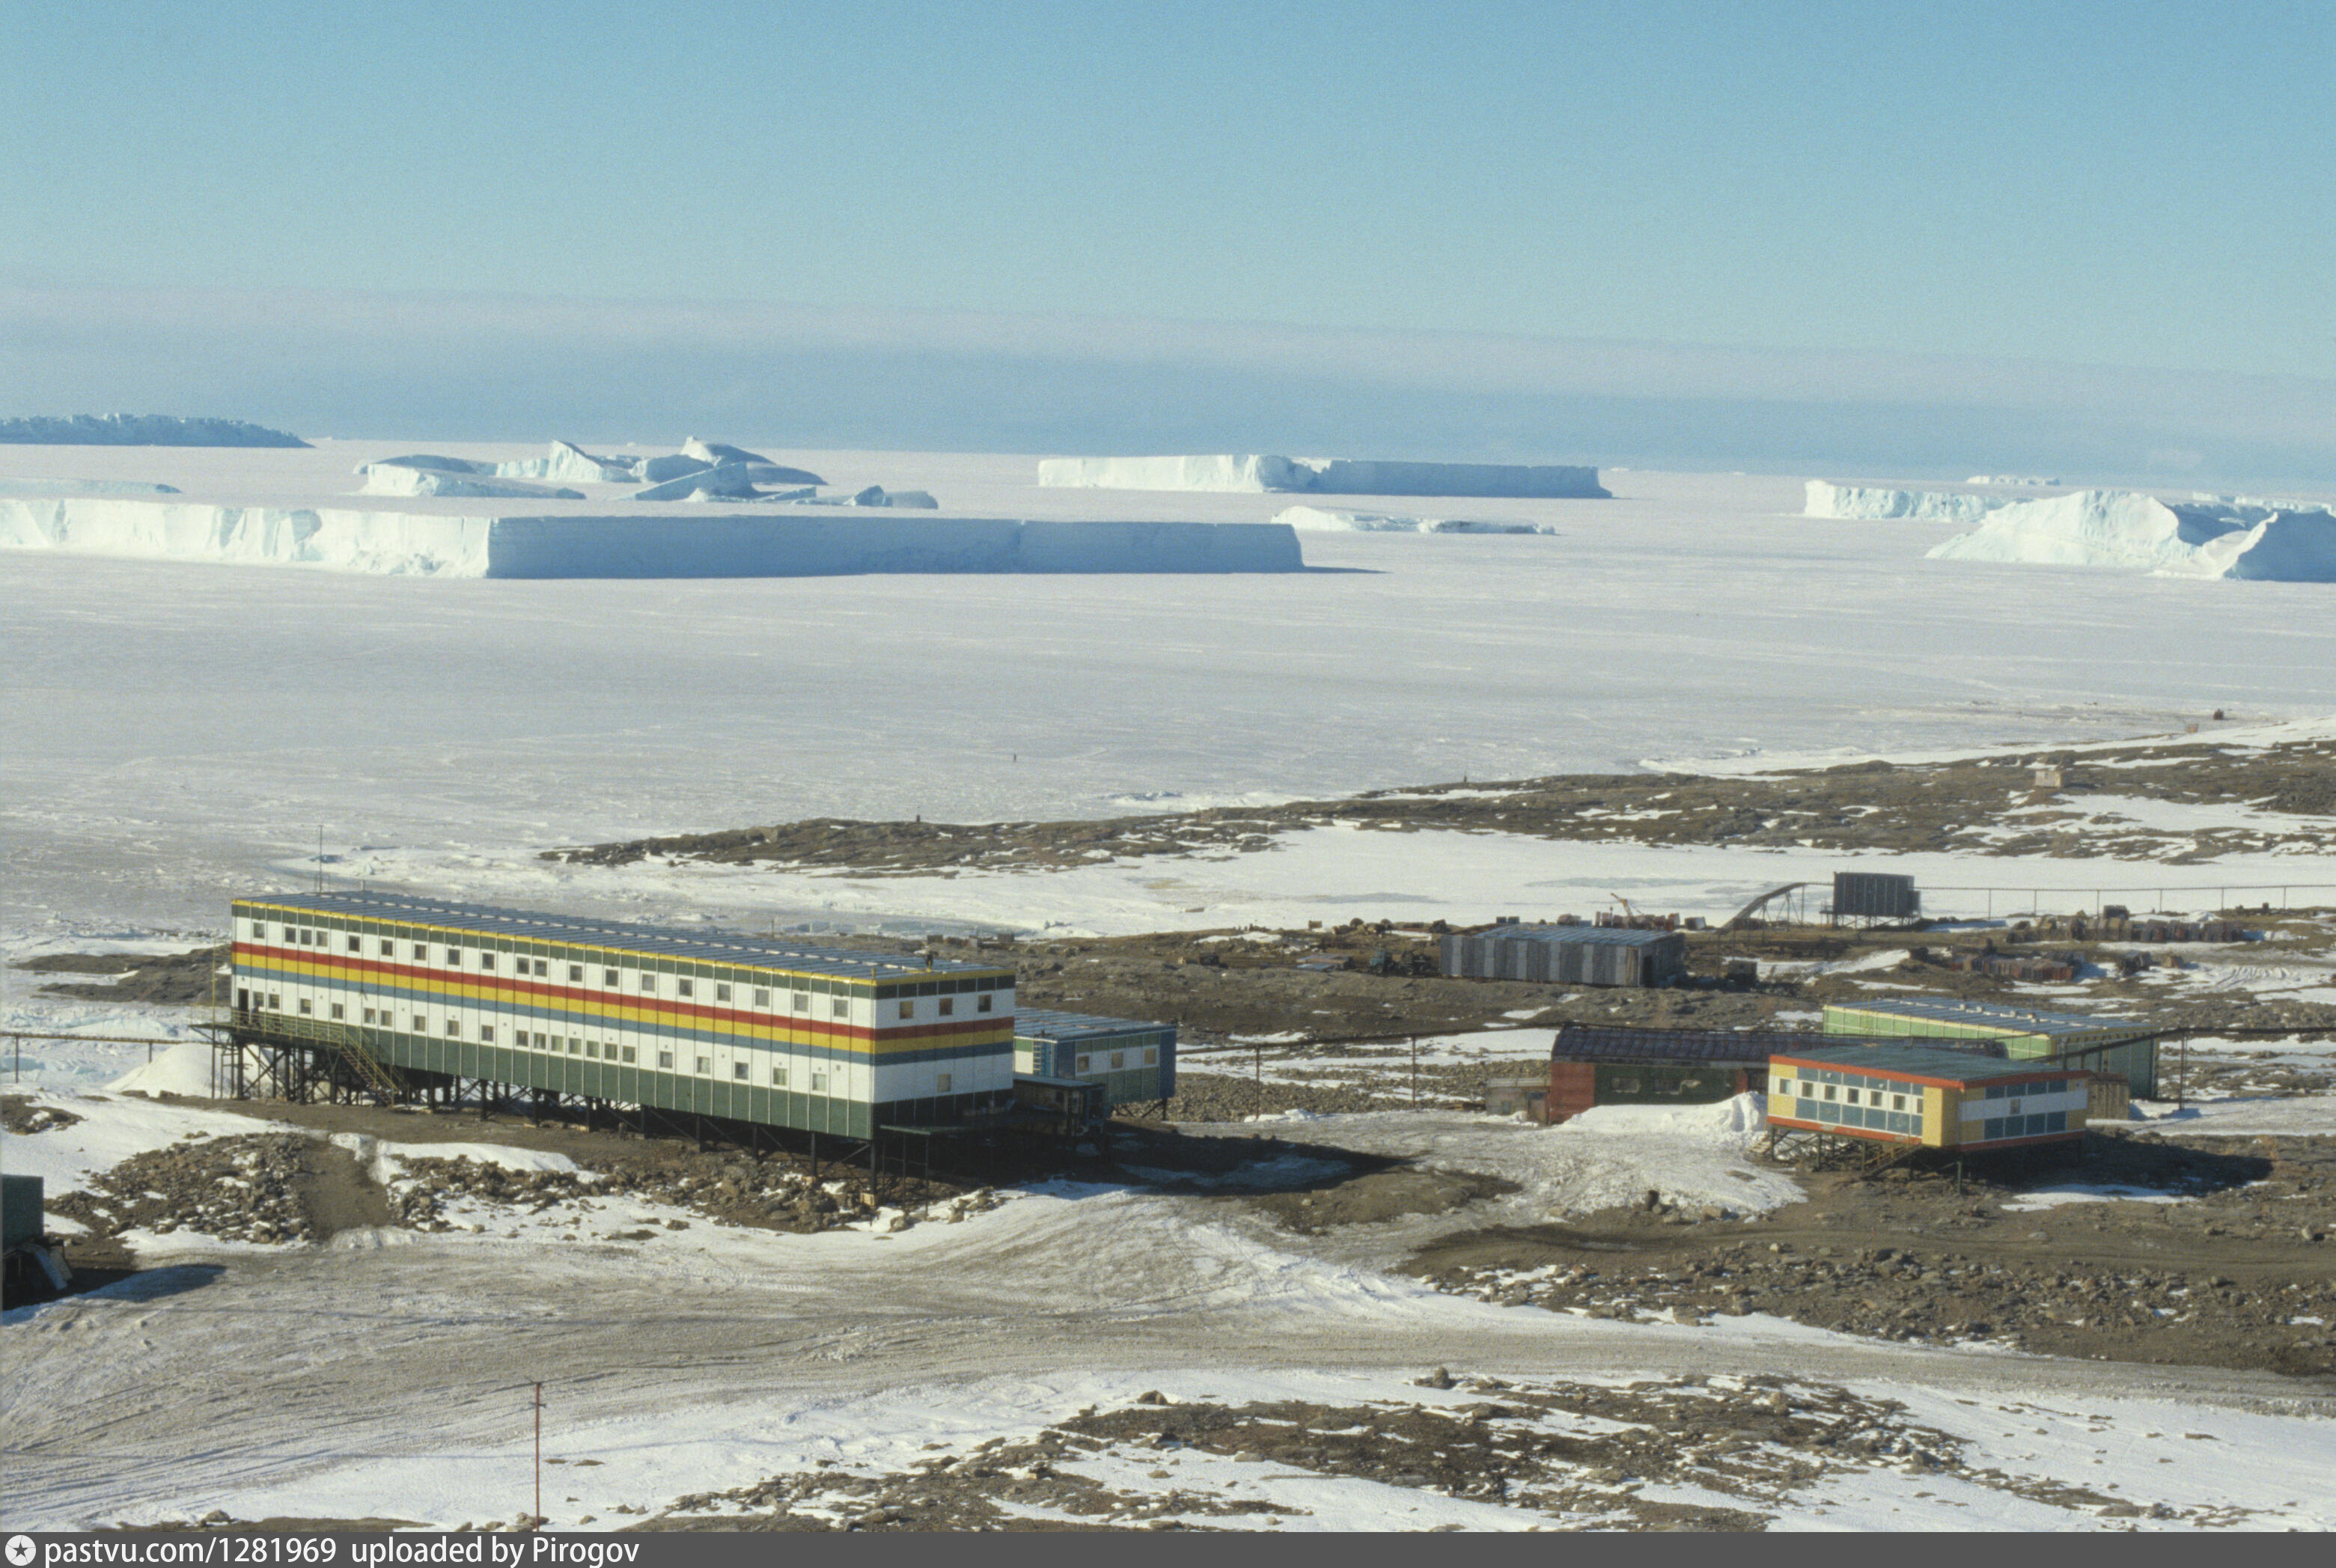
[4,284,2330,490]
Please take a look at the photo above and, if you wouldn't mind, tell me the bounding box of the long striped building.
[229,891,1016,1138]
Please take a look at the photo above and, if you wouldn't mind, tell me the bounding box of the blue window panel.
[2047,1110,2067,1132]
[1983,1117,2004,1141]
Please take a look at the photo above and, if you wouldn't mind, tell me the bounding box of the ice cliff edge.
[1040,454,1609,498]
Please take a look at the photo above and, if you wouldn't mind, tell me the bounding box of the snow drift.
[0,477,182,497]
[1804,481,2011,522]
[356,464,585,501]
[1,496,1305,577]
[0,415,308,447]
[1926,489,2336,581]
[1040,454,1608,498]
[1273,506,1554,534]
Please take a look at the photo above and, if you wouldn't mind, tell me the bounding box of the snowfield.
[4,445,2336,1531]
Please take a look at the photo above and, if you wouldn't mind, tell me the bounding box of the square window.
[754,988,770,1007]
[603,969,618,986]
[772,1067,787,1086]
[793,992,809,1012]
[569,964,584,982]
[1823,1084,1837,1100]
[733,1062,748,1081]
[480,1025,495,1043]
[811,1071,829,1093]
[1077,1054,1094,1073]
[380,939,394,956]
[658,1051,674,1070]
[898,999,914,1019]
[480,953,495,970]
[363,1008,376,1024]
[299,998,312,1014]
[445,1019,460,1037]
[1892,1094,1907,1111]
[533,959,547,977]
[1844,1088,1859,1105]
[1111,1051,1126,1070]
[978,994,992,1013]
[413,943,427,959]
[831,998,848,1018]
[445,948,460,964]
[695,1057,710,1075]
[1144,1047,1159,1066]
[567,1038,581,1056]
[586,1041,600,1059]
[939,997,954,1016]
[640,974,656,992]
[347,935,361,953]
[330,1003,345,1020]
[620,1046,636,1064]
[677,979,694,998]
[411,1014,424,1031]
[716,983,731,1003]
[936,1073,952,1093]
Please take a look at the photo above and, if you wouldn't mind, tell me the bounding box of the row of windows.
[1076,1047,1159,1073]
[1772,1076,1914,1114]
[1980,1079,2068,1099]
[254,996,963,1096]
[1980,1111,2069,1140]
[250,924,1005,1018]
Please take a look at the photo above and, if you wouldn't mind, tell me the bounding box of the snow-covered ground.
[5,448,2335,1531]
[7,1060,2334,1531]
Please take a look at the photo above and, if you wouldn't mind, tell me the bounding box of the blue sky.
[4,1,2331,478]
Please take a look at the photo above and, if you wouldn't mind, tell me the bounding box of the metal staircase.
[237,1011,406,1103]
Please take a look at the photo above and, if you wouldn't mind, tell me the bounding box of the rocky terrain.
[1400,1131,2336,1379]
[630,1373,2239,1531]
[549,730,2334,875]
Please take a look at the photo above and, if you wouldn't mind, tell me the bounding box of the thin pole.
[1410,1036,1418,1108]
[533,1381,543,1526]
[1254,1040,1262,1114]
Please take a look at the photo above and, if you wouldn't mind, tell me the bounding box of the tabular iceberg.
[1272,506,1554,535]
[1804,481,2010,522]
[1924,490,2336,582]
[1040,454,1608,498]
[2,497,1306,577]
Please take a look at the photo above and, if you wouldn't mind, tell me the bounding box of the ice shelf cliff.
[1040,454,1608,498]
[1925,490,2336,581]
[1,497,1306,577]
[1803,481,2013,522]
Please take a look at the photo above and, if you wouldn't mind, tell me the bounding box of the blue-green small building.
[1014,1009,1175,1111]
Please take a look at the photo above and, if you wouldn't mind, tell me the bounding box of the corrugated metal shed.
[1443,924,1688,987]
[1828,996,2147,1042]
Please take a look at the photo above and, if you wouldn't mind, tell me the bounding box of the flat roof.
[1552,1025,2002,1066]
[1827,995,2147,1039]
[1465,924,1680,948]
[1014,1007,1172,1041]
[240,890,1010,984]
[1777,1043,2079,1084]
